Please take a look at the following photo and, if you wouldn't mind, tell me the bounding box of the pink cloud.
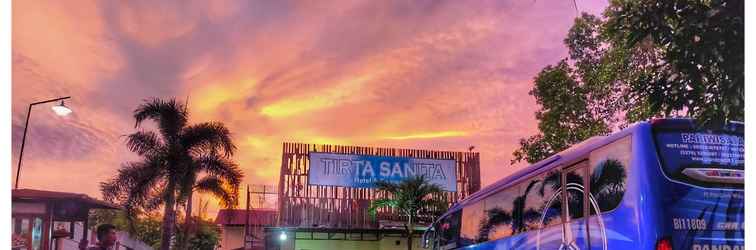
[13,0,609,217]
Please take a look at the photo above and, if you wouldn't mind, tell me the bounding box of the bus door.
[561,161,592,250]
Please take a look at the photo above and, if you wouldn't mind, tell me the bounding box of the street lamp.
[51,100,73,116]
[15,96,73,189]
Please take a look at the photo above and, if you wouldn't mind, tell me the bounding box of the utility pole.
[244,185,251,249]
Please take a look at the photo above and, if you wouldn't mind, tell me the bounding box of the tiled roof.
[12,188,119,209]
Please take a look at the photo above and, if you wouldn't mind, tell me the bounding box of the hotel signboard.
[308,152,457,191]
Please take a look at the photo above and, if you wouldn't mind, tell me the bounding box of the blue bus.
[423,118,744,250]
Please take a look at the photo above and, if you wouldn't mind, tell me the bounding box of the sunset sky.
[12,0,608,216]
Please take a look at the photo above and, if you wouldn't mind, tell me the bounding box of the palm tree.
[369,176,447,250]
[590,159,627,211]
[100,98,240,250]
[177,153,242,249]
[476,207,511,242]
[510,180,541,233]
[476,180,542,242]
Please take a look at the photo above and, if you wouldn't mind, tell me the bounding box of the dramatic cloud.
[12,0,608,216]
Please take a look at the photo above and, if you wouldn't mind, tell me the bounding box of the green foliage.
[369,176,448,220]
[89,209,221,250]
[89,209,162,249]
[174,217,221,250]
[605,0,744,125]
[135,216,163,249]
[512,0,743,164]
[88,209,127,231]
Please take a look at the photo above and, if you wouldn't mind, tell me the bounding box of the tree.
[513,0,744,164]
[510,180,542,234]
[511,61,610,164]
[100,98,240,250]
[369,176,448,250]
[604,0,744,126]
[476,207,510,242]
[590,159,627,211]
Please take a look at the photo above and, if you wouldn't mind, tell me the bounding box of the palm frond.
[418,197,449,219]
[373,180,400,194]
[370,175,447,220]
[100,158,165,204]
[539,170,561,197]
[368,198,399,217]
[181,122,236,157]
[524,179,540,195]
[195,154,244,187]
[194,176,238,208]
[133,98,188,140]
[125,130,164,156]
[100,158,167,231]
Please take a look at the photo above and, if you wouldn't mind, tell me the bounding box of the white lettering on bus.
[673,218,707,230]
[693,244,743,250]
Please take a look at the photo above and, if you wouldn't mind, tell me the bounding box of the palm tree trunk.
[161,191,177,250]
[407,215,413,250]
[181,190,194,249]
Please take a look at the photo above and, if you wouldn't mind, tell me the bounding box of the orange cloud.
[13,0,610,218]
[384,131,468,140]
[194,78,259,113]
[259,74,377,118]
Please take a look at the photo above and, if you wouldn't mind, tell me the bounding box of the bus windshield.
[654,128,744,188]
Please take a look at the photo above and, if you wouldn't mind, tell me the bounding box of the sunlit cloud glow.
[384,131,468,140]
[12,0,610,217]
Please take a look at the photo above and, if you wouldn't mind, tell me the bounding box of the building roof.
[215,208,278,226]
[12,188,120,210]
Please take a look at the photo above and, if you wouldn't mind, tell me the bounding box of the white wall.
[219,226,245,250]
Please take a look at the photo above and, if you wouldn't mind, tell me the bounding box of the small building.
[12,189,151,250]
[11,188,119,250]
[215,208,278,250]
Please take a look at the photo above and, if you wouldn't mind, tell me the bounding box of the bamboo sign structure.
[278,143,481,229]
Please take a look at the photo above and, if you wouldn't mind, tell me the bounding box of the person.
[78,224,118,250]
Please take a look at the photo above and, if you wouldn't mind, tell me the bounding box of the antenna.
[184,94,190,113]
[572,0,579,15]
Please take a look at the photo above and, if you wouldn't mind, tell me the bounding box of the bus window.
[565,162,588,219]
[589,136,631,213]
[654,131,743,188]
[436,210,461,249]
[538,169,563,228]
[460,200,484,245]
[482,184,519,241]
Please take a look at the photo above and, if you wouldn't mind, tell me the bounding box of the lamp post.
[15,96,73,189]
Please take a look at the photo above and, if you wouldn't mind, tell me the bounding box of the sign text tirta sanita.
[308,152,457,191]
